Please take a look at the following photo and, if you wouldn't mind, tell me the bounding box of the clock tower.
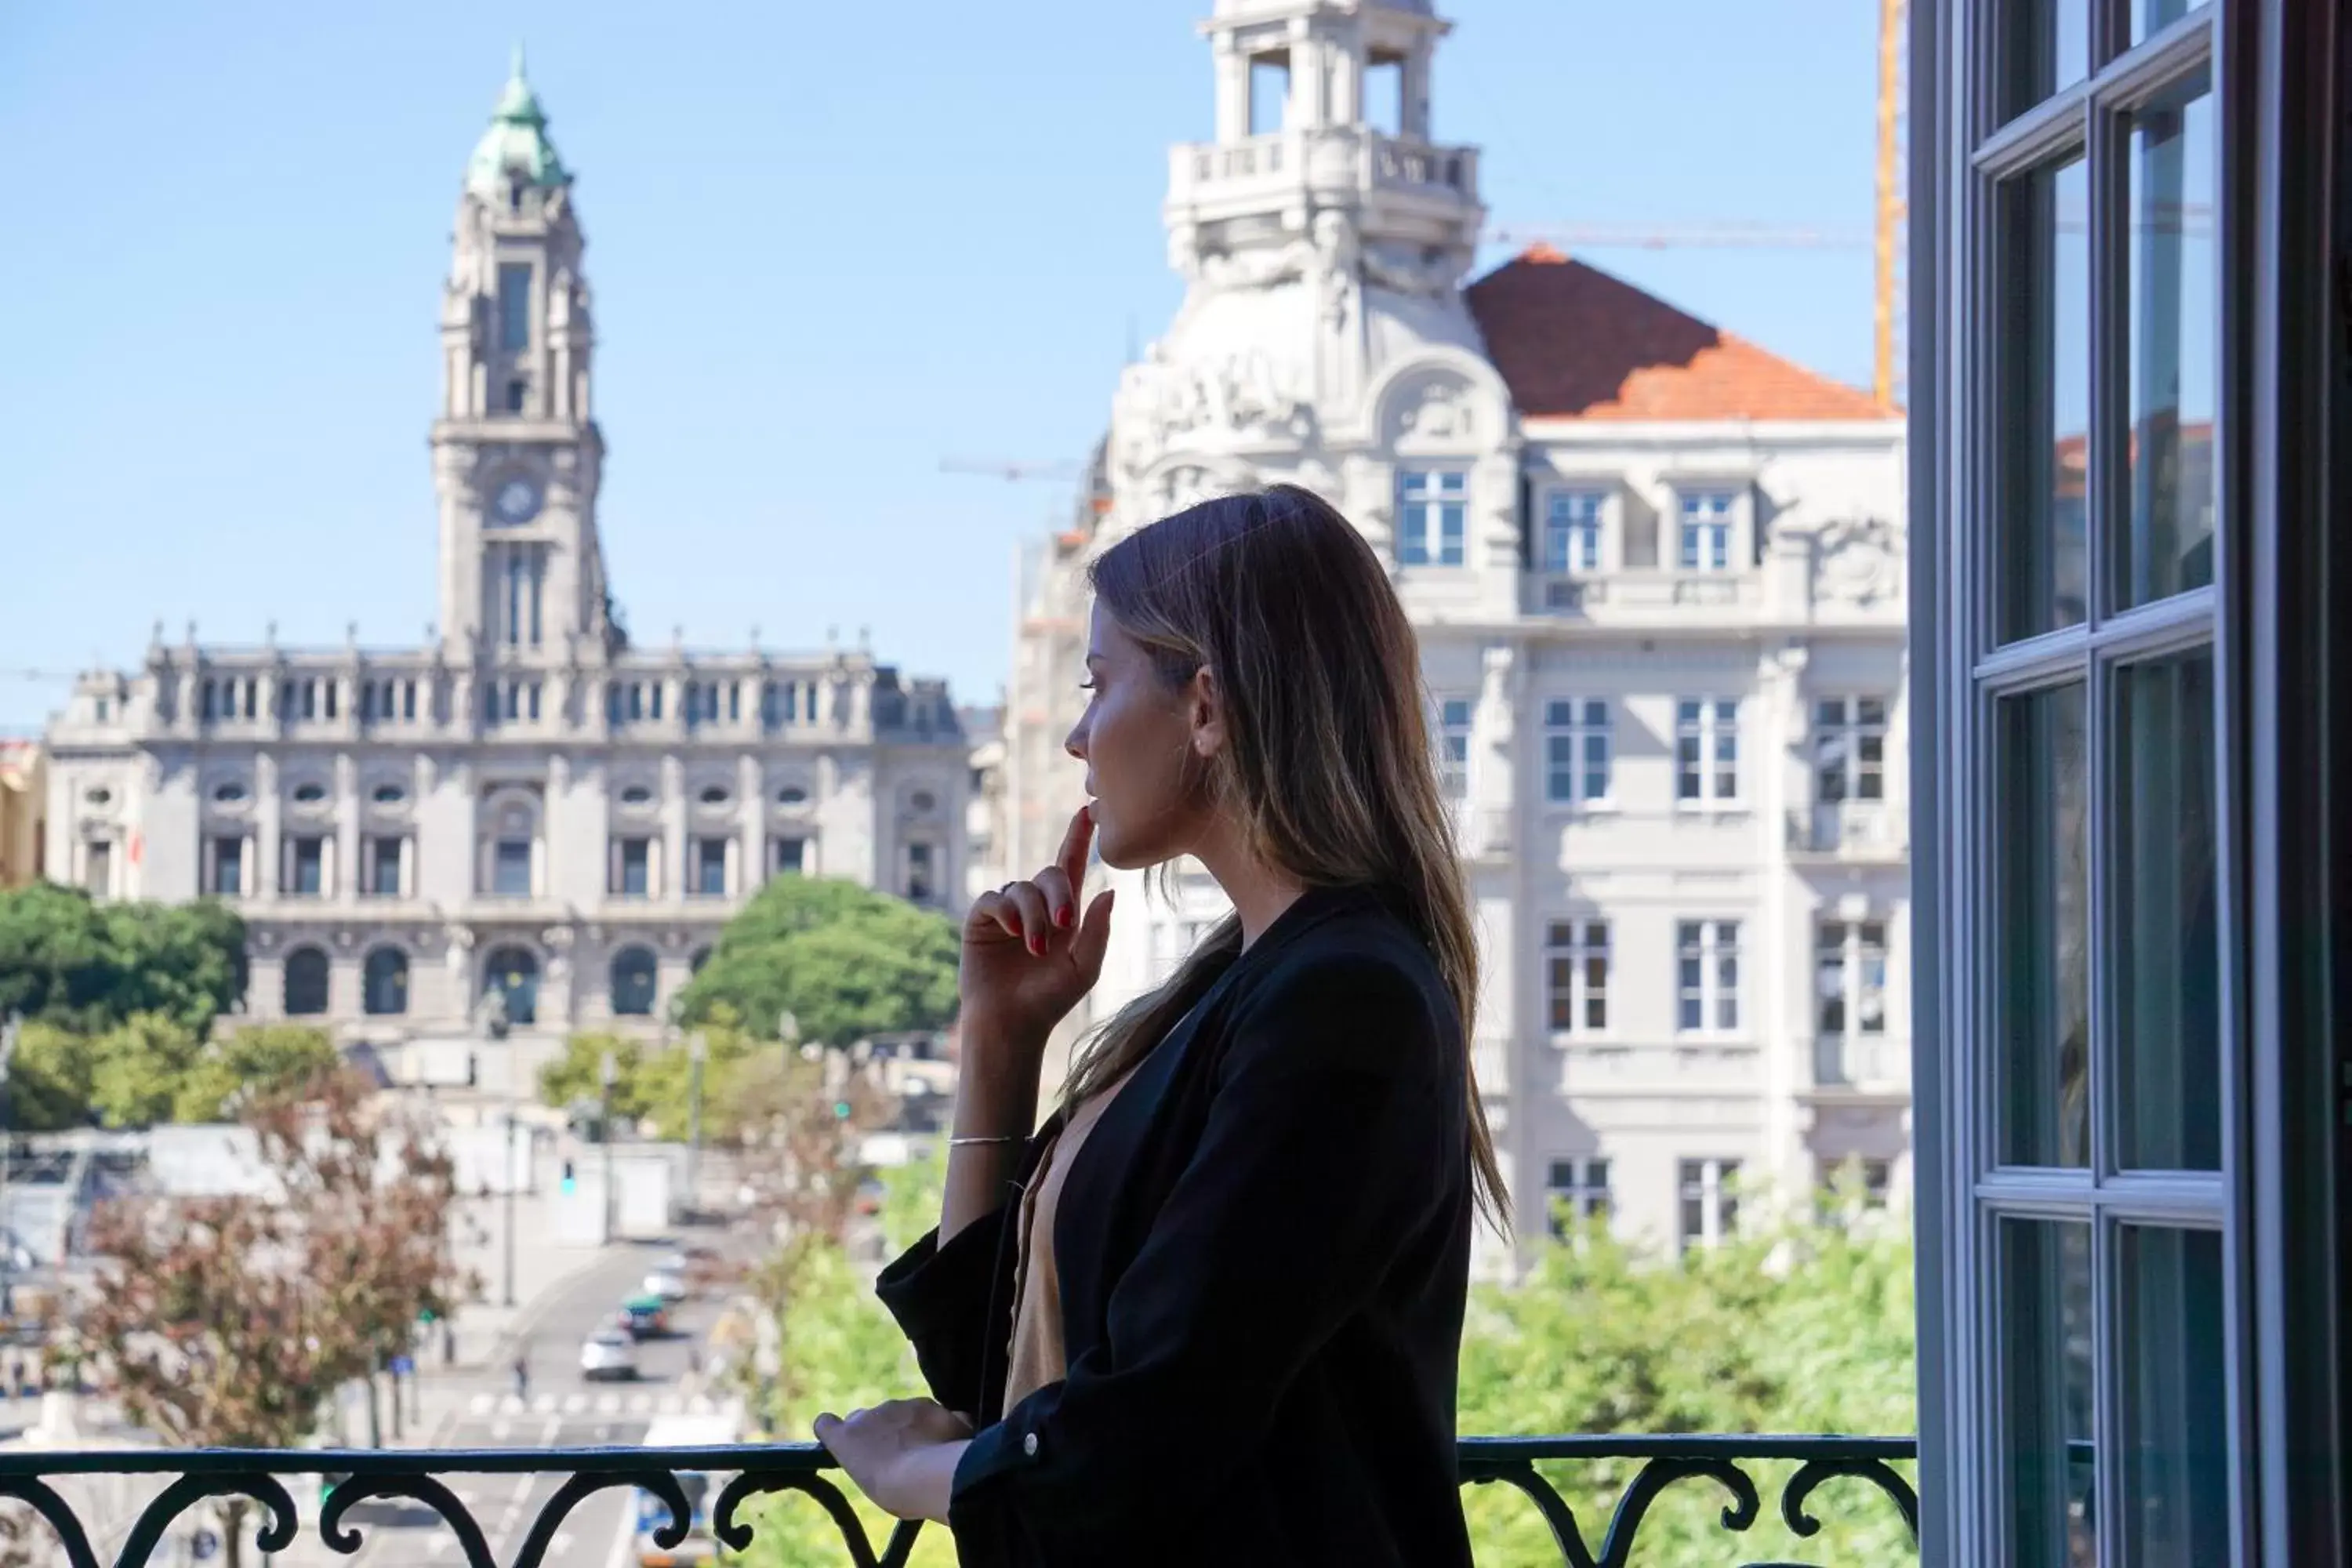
[430,49,612,667]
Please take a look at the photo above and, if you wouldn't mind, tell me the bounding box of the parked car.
[580,1328,639,1382]
[619,1294,670,1340]
[644,1267,689,1303]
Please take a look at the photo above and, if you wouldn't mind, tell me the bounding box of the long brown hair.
[1061,484,1510,1234]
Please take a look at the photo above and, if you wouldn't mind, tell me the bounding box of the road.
[335,1244,733,1568]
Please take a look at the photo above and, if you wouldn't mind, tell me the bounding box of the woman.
[814,485,1508,1566]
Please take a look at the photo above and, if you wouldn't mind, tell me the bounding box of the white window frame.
[1675,918,1741,1036]
[1675,488,1739,572]
[1544,1157,1612,1239]
[1543,698,1613,806]
[1544,918,1610,1038]
[1436,695,1472,800]
[1542,488,1607,574]
[1816,916,1891,1041]
[1676,1157,1741,1252]
[1814,695,1893,802]
[1396,468,1468,567]
[1675,697,1742,805]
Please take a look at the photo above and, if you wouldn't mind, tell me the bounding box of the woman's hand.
[960,805,1116,1073]
[813,1399,975,1523]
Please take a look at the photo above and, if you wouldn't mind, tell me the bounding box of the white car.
[579,1329,639,1382]
[644,1267,689,1303]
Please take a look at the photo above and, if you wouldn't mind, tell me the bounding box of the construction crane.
[938,459,1083,483]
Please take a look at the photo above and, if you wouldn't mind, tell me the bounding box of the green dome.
[465,46,571,199]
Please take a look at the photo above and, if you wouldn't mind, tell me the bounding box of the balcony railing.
[0,1434,1917,1568]
[1812,1033,1912,1094]
[1785,802,1907,861]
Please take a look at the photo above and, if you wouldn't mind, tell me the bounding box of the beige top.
[1003,1067,1140,1411]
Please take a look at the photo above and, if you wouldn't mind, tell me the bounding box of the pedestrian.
[511,1347,530,1402]
[814,488,1501,1567]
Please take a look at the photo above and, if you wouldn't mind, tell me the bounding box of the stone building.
[40,57,968,1069]
[1008,0,1910,1261]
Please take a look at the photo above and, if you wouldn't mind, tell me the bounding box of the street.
[334,1243,736,1568]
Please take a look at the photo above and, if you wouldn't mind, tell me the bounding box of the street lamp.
[686,1032,706,1222]
[599,1049,618,1244]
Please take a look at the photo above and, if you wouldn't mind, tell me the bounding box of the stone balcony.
[1809,1033,1913,1098]
[1784,803,1908,865]
[1165,127,1481,224]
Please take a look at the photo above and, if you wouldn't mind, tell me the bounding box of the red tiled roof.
[1465,246,1893,423]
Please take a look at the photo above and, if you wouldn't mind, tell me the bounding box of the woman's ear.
[1188,665,1227,760]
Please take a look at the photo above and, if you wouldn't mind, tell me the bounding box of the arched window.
[482,946,539,1025]
[284,947,330,1017]
[363,947,409,1016]
[611,946,659,1018]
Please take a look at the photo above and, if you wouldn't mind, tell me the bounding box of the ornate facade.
[40,59,969,1076]
[1011,0,1910,1262]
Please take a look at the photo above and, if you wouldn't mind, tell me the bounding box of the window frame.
[1395,467,1469,567]
[1542,697,1613,807]
[1675,487,1740,572]
[1543,1156,1612,1239]
[1543,917,1610,1039]
[1675,696,1743,806]
[1541,487,1609,574]
[1675,917,1743,1037]
[1915,2,2274,1563]
[1435,695,1473,800]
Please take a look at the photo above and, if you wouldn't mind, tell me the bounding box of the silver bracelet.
[946,1132,1024,1148]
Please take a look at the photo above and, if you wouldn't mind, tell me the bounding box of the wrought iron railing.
[0,1433,1918,1568]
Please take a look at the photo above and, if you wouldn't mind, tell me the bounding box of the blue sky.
[0,1,1886,733]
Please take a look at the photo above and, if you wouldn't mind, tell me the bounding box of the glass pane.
[1997,157,2091,641]
[2114,649,2220,1169]
[1998,682,2090,1166]
[2119,1226,2230,1565]
[2131,0,2194,46]
[1997,0,2090,123]
[2001,1218,2096,1568]
[2122,70,2218,607]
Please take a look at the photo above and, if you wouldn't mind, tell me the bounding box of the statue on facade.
[1311,209,1362,334]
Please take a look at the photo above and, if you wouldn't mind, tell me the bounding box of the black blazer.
[874,883,1476,1568]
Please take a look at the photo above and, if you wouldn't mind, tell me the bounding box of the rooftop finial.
[512,40,527,82]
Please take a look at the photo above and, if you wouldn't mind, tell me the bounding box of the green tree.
[86,1013,202,1129]
[672,878,959,1047]
[535,1033,650,1127]
[4,1018,96,1133]
[172,1024,343,1123]
[0,884,244,1036]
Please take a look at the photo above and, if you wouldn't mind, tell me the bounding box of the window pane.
[1997,0,2089,123]
[2000,1218,2096,1568]
[1997,155,2091,641]
[1998,682,2089,1167]
[2131,0,2194,46]
[2118,1226,2230,1566]
[2122,69,2217,608]
[2114,649,2220,1170]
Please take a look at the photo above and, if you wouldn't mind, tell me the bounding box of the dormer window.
[1397,470,1468,566]
[1678,489,1740,572]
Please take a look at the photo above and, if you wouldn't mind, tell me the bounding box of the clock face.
[491,477,543,525]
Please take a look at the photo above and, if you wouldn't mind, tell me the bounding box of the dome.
[464,47,572,201]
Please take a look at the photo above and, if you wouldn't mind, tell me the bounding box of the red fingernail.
[1005,913,1022,935]
[1029,937,1044,956]
[1056,907,1073,929]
